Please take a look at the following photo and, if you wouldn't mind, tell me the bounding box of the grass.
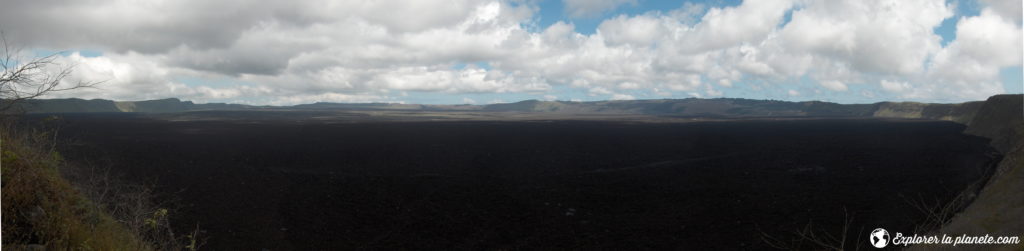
[1,117,200,250]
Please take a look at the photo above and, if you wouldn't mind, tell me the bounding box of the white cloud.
[920,5,1021,100]
[4,0,1018,104]
[930,9,1023,75]
[705,85,723,96]
[778,0,952,75]
[610,93,635,100]
[820,80,849,92]
[597,14,666,47]
[563,0,636,18]
[617,82,641,89]
[588,87,614,96]
[980,0,1023,23]
[879,80,911,93]
[686,0,795,52]
[36,52,288,104]
[669,2,709,25]
[717,79,733,87]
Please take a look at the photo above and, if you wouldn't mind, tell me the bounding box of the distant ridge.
[1,96,882,117]
[11,98,249,113]
[5,95,1018,123]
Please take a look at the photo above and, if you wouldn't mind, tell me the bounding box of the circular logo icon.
[869,228,890,248]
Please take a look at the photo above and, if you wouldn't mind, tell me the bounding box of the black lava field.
[49,112,999,250]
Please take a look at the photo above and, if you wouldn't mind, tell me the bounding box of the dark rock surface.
[49,115,999,250]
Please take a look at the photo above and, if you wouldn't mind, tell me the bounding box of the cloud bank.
[0,0,1019,104]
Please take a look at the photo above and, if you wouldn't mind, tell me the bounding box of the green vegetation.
[1,119,199,250]
[1,120,152,250]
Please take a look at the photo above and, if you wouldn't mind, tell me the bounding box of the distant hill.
[5,95,1018,123]
[10,98,249,113]
[480,98,880,117]
[16,98,122,113]
[4,96,883,117]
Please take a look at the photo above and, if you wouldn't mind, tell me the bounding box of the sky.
[0,0,1021,105]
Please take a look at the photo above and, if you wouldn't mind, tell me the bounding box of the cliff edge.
[902,94,1024,250]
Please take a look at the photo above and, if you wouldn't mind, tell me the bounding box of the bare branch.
[0,32,100,115]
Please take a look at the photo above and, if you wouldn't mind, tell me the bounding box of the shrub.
[1,118,202,250]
